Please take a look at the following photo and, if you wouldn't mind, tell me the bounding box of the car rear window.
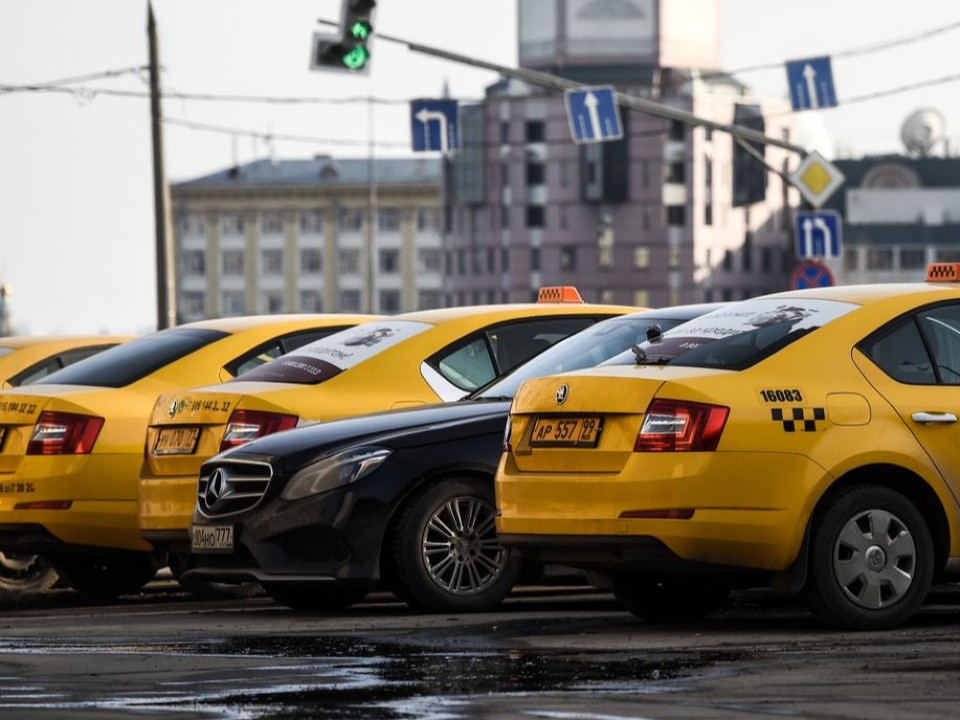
[236,320,433,385]
[602,298,858,370]
[36,329,228,388]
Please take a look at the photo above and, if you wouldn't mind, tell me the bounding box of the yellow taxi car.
[0,335,131,593]
[497,267,960,630]
[0,335,131,389]
[141,291,635,562]
[0,314,373,598]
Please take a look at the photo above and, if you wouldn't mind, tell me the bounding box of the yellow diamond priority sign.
[789,150,845,208]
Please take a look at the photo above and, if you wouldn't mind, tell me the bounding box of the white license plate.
[191,524,234,553]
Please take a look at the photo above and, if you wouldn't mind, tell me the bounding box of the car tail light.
[27,412,104,455]
[634,399,729,452]
[502,417,513,453]
[220,409,298,451]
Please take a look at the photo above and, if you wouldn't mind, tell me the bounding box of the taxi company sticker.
[771,407,826,433]
[0,401,38,415]
[0,482,36,494]
[168,398,232,418]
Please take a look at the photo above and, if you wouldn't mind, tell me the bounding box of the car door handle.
[912,412,958,424]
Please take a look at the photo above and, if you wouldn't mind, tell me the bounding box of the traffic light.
[310,0,376,73]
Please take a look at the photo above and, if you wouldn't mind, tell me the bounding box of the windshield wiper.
[472,395,513,402]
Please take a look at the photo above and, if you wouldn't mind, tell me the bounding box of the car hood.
[216,399,511,470]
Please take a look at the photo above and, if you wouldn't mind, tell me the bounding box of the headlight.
[280,447,393,500]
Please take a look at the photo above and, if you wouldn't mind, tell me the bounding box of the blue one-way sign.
[410,99,459,153]
[785,56,838,111]
[564,86,623,144]
[795,210,842,258]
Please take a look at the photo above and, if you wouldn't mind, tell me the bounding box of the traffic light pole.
[317,19,809,157]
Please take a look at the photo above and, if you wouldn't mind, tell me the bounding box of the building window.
[531,247,541,271]
[761,247,772,272]
[641,206,652,230]
[704,204,713,226]
[178,213,206,236]
[500,204,510,229]
[668,244,681,269]
[219,212,245,236]
[599,289,615,304]
[261,211,284,235]
[500,120,510,144]
[338,208,364,231]
[525,120,545,143]
[182,250,205,277]
[457,250,466,275]
[378,208,402,232]
[640,160,650,188]
[501,247,510,271]
[261,249,283,276]
[666,161,685,184]
[558,204,568,230]
[181,291,205,317]
[666,205,686,227]
[221,291,245,316]
[339,249,361,274]
[634,246,650,269]
[526,205,545,228]
[936,248,960,262]
[379,290,402,314]
[723,250,733,271]
[559,159,569,188]
[500,161,509,188]
[299,290,323,312]
[379,248,400,273]
[261,291,284,313]
[418,290,442,310]
[299,209,324,234]
[598,229,614,270]
[843,248,860,272]
[669,119,685,141]
[222,250,244,276]
[526,161,545,185]
[416,208,439,231]
[300,248,322,274]
[487,247,496,273]
[417,248,442,273]
[339,290,362,312]
[742,232,753,272]
[559,245,577,272]
[900,248,926,270]
[867,248,894,271]
[634,289,650,307]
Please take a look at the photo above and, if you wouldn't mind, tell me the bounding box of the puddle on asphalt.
[0,633,749,719]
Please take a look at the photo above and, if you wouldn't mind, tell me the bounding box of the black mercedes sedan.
[185,304,720,613]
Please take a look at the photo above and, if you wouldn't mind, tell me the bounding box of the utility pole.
[148,2,177,329]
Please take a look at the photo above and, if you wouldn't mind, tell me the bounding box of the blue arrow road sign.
[410,99,459,153]
[564,86,623,144]
[796,210,842,258]
[785,56,838,111]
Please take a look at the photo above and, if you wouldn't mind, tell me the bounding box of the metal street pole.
[148,2,177,329]
[317,19,808,157]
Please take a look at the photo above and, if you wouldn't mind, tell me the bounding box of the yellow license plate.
[529,416,603,448]
[153,427,200,456]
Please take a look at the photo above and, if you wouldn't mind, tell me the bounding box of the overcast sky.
[2,0,959,335]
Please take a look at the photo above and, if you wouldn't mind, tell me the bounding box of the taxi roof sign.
[926,262,960,282]
[537,286,583,303]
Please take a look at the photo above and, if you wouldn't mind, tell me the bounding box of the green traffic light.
[342,45,370,70]
[349,21,371,40]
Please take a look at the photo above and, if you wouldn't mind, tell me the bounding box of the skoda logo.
[168,399,178,418]
[205,467,229,506]
[555,383,569,406]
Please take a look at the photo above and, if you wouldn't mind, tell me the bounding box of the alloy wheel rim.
[421,496,506,596]
[832,508,916,609]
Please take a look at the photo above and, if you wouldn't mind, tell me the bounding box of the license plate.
[191,525,234,553]
[529,416,603,448]
[153,427,200,456]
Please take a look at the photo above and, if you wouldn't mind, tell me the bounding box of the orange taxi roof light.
[537,286,583,303]
[926,263,960,282]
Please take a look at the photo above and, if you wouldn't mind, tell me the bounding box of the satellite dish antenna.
[901,108,945,157]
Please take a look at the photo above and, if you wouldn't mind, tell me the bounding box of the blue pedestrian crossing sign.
[410,99,459,153]
[795,210,842,258]
[785,56,838,111]
[564,86,623,144]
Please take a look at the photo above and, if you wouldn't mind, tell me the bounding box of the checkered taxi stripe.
[771,407,826,432]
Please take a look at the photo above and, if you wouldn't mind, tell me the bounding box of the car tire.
[805,484,934,630]
[611,574,730,622]
[389,476,522,613]
[263,582,369,612]
[0,552,59,594]
[51,553,160,599]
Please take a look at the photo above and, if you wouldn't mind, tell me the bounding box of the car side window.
[225,327,350,378]
[917,305,960,385]
[436,336,497,391]
[863,317,936,385]
[486,317,595,373]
